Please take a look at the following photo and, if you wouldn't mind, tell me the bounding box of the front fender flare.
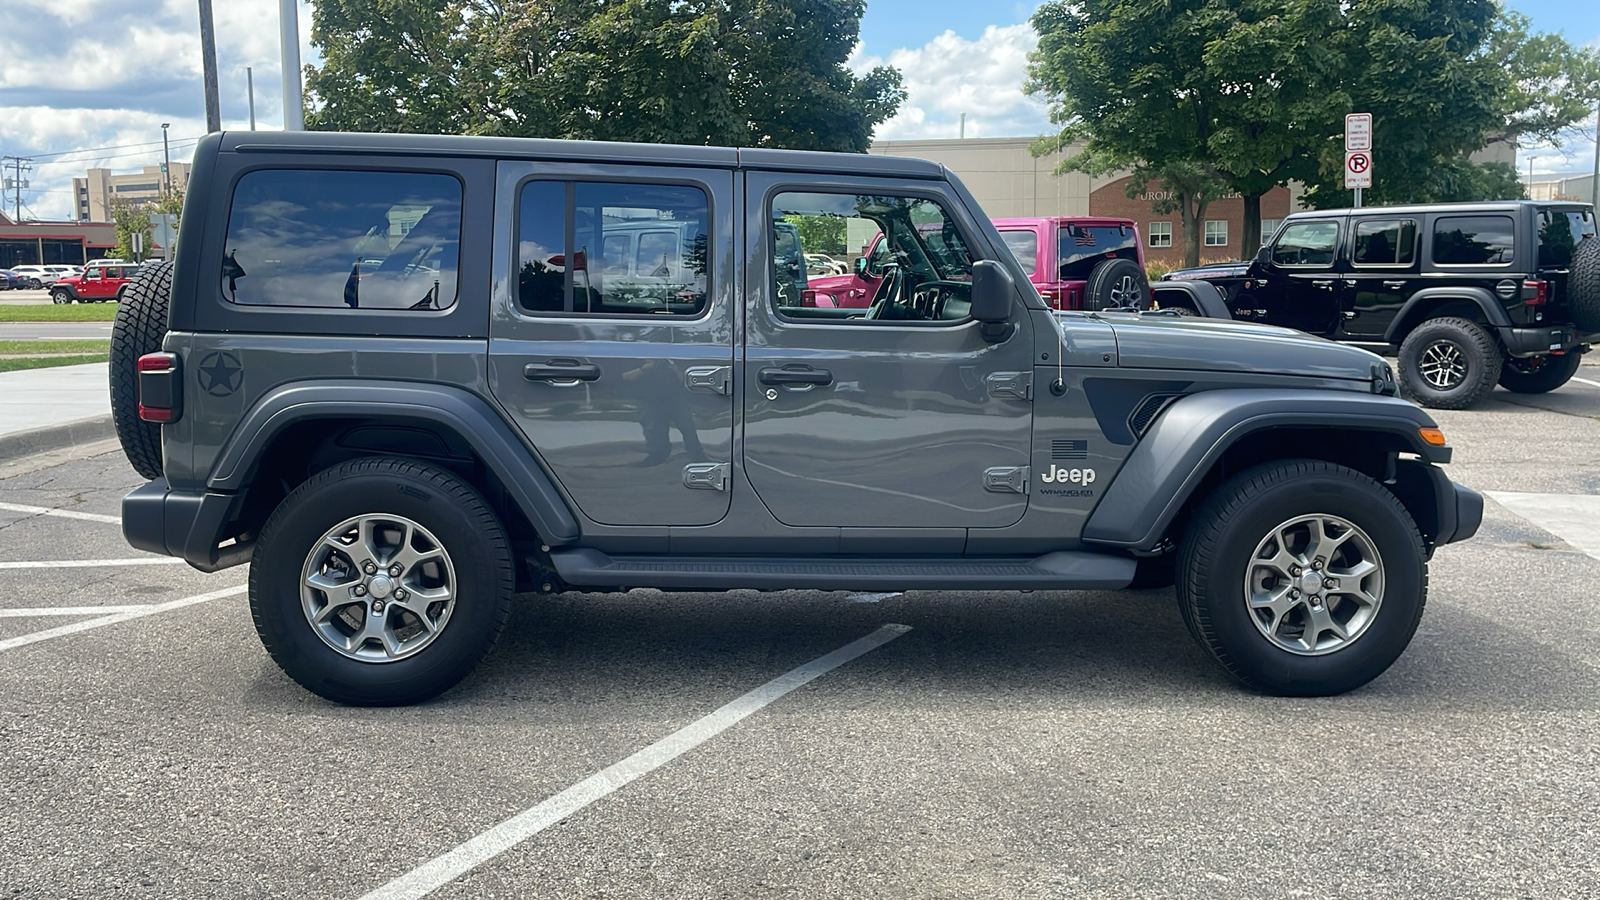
[1081,389,1445,552]
[209,379,581,544]
[1151,281,1231,319]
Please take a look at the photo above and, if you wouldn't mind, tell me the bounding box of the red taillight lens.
[136,352,180,423]
[1524,279,1547,306]
[138,352,176,372]
[138,404,174,423]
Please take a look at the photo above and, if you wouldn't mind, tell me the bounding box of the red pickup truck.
[804,216,1147,311]
[49,263,140,304]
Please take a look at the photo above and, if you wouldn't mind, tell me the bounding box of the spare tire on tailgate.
[110,260,172,480]
[1085,257,1148,311]
[1569,237,1600,334]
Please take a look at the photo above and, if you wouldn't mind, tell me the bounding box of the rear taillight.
[1039,287,1062,308]
[137,352,181,424]
[1523,279,1548,306]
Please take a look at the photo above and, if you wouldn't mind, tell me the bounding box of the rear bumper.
[1498,324,1585,358]
[123,479,252,572]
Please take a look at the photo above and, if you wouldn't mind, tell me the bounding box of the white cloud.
[852,24,1052,142]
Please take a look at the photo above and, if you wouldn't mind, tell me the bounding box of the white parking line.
[0,501,121,525]
[357,623,913,900]
[1570,376,1600,389]
[0,557,186,569]
[0,585,245,653]
[0,606,155,617]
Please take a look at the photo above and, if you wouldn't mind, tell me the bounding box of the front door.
[742,175,1035,529]
[80,266,111,300]
[488,164,736,527]
[1254,218,1345,335]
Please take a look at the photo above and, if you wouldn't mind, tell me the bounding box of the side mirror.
[853,257,868,276]
[970,260,1015,342]
[1255,244,1272,265]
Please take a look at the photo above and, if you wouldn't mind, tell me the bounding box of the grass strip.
[0,354,109,374]
[0,340,110,355]
[0,305,121,323]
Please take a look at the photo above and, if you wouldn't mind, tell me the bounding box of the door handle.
[524,360,601,383]
[758,365,833,387]
[1383,281,1407,289]
[1311,280,1334,289]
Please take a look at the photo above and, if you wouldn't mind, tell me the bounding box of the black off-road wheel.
[249,458,515,706]
[1497,351,1583,394]
[1397,317,1502,409]
[1177,460,1427,696]
[109,261,173,480]
[1085,257,1148,311]
[1567,237,1600,333]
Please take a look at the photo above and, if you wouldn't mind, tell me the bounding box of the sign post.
[1345,113,1373,207]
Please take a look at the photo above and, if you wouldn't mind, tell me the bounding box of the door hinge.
[983,466,1029,494]
[682,462,730,491]
[986,371,1032,400]
[684,365,732,395]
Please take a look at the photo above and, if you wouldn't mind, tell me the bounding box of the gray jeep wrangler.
[112,132,1481,705]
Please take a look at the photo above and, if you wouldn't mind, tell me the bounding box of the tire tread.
[109,261,173,480]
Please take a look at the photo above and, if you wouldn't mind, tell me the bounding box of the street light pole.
[280,0,305,130]
[161,124,172,197]
[247,66,257,131]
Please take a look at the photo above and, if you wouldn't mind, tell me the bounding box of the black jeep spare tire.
[1085,257,1148,311]
[110,260,172,480]
[1567,237,1600,334]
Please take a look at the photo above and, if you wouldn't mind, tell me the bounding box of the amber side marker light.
[1419,427,1447,446]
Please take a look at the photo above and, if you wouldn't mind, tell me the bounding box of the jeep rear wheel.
[1497,351,1583,394]
[109,261,173,480]
[1397,317,1501,409]
[1177,460,1426,696]
[1085,257,1148,311]
[249,458,514,706]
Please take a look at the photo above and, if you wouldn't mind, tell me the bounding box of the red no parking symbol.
[1348,152,1370,173]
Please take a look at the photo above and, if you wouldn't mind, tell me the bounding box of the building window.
[1204,220,1228,247]
[1148,222,1172,248]
[1260,219,1283,240]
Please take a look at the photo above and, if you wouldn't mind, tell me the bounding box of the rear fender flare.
[1081,389,1447,552]
[1384,286,1512,344]
[208,380,581,544]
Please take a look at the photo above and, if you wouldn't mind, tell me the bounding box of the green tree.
[109,197,153,262]
[305,0,905,152]
[785,214,847,256]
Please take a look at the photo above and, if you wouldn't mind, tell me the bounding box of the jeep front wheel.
[249,458,514,706]
[51,288,73,304]
[1177,460,1426,696]
[1397,317,1501,409]
[1497,351,1582,394]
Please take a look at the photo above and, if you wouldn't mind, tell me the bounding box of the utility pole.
[2,156,32,222]
[247,66,257,130]
[198,0,222,132]
[959,113,966,140]
[280,0,305,130]
[161,123,172,197]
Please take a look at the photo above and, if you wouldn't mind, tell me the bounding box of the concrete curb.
[0,415,117,461]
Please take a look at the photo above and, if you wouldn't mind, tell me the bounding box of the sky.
[0,0,1595,222]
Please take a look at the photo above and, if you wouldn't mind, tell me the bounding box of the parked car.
[115,130,1479,706]
[0,268,43,290]
[49,263,140,303]
[1164,201,1600,408]
[10,264,63,286]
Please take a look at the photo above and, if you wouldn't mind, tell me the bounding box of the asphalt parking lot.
[3,376,1600,899]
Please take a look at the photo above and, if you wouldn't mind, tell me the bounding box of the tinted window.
[1353,219,1417,266]
[1432,215,1514,265]
[999,230,1039,277]
[1538,209,1595,268]
[222,169,462,309]
[771,191,975,323]
[516,181,708,316]
[1059,225,1137,280]
[1271,221,1339,266]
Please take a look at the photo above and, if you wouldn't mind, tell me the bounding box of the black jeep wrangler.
[111,131,1480,705]
[1165,201,1600,408]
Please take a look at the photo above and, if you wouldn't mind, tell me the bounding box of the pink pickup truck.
[804,216,1147,311]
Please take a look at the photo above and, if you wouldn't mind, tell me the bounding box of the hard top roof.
[1289,199,1591,219]
[216,130,948,179]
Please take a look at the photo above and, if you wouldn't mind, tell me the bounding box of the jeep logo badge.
[1040,466,1095,485]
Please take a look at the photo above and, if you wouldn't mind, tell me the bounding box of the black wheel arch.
[1081,389,1463,555]
[1384,287,1512,345]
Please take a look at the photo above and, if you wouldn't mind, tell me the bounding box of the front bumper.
[123,479,252,572]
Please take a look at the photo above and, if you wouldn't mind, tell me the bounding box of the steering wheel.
[863,263,903,320]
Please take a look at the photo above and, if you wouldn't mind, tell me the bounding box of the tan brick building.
[72,163,191,223]
[1088,176,1294,267]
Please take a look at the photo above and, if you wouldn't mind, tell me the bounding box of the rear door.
[488,164,736,527]
[742,174,1035,529]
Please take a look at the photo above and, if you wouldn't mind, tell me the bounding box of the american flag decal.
[1070,227,1096,246]
[1052,439,1088,460]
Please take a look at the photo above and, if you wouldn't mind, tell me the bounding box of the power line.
[34,140,202,168]
[28,136,202,160]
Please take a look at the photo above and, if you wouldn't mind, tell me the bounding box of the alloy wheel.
[300,513,457,663]
[1242,514,1385,655]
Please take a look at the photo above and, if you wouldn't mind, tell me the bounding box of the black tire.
[1567,237,1600,333]
[1177,460,1427,696]
[50,288,73,305]
[1396,316,1502,409]
[1085,257,1148,311]
[109,261,173,480]
[249,458,515,706]
[1497,351,1583,394]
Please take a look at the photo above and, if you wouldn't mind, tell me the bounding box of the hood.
[1085,312,1390,385]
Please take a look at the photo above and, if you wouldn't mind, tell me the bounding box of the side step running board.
[548,548,1136,592]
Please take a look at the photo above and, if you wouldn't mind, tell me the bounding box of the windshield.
[1058,225,1137,280]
